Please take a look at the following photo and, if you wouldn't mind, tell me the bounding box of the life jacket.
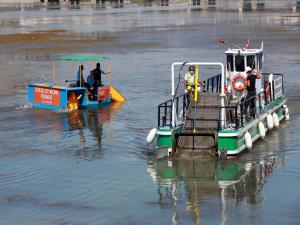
[185,72,195,87]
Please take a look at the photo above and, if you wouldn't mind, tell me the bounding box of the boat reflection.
[147,156,283,225]
[31,102,123,159]
[65,101,124,142]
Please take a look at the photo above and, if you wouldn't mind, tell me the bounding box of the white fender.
[258,122,266,139]
[285,108,290,120]
[273,113,279,128]
[245,162,252,172]
[267,114,274,130]
[146,128,157,144]
[283,105,290,121]
[244,131,252,150]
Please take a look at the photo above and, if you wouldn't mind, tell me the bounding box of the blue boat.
[28,55,126,111]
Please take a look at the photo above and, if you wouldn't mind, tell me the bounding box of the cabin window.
[247,55,256,69]
[227,55,233,71]
[235,55,245,72]
[258,53,263,70]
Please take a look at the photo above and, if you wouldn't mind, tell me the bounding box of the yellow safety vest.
[185,72,194,89]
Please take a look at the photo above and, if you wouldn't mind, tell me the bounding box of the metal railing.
[205,73,222,93]
[157,94,188,127]
[219,93,263,130]
[157,72,222,128]
[262,73,284,104]
[218,73,284,131]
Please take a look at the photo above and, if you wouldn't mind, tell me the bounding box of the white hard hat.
[245,66,252,73]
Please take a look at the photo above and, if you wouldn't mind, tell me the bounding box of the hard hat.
[189,65,195,71]
[245,66,252,73]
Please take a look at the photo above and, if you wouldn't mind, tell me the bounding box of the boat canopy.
[55,55,111,61]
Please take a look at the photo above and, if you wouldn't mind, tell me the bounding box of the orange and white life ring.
[232,73,247,92]
[265,83,271,102]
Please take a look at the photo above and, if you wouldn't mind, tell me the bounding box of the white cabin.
[225,47,264,96]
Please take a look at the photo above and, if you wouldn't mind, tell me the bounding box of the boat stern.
[28,83,87,111]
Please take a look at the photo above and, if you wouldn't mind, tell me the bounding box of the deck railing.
[157,94,188,127]
[204,73,222,93]
[219,73,284,130]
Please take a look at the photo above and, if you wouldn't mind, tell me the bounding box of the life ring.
[265,83,271,103]
[232,73,247,92]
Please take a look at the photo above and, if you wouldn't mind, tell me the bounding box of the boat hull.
[28,83,112,111]
[217,97,287,158]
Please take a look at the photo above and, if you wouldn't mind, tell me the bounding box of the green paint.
[156,126,183,149]
[158,167,176,179]
[218,137,237,151]
[157,134,173,148]
[216,162,239,180]
[55,55,111,61]
[265,97,286,111]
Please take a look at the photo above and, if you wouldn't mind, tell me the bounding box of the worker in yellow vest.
[184,65,205,94]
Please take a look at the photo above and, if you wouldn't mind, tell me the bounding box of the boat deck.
[176,92,221,157]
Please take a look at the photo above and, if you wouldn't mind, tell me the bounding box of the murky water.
[0,7,300,225]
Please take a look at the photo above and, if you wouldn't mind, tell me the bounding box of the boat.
[147,40,289,159]
[28,55,126,111]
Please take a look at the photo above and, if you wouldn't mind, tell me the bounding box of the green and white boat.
[147,41,289,159]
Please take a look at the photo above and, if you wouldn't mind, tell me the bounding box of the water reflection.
[30,102,123,160]
[147,156,284,225]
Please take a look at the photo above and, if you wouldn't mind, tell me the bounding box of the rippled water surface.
[0,7,300,225]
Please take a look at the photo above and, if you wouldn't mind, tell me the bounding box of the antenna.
[218,39,242,49]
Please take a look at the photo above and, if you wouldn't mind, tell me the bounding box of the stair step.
[184,120,219,129]
[179,92,221,150]
[192,104,221,108]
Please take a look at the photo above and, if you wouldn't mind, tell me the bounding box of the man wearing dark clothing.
[92,63,108,98]
[243,67,261,120]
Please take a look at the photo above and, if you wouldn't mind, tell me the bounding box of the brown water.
[0,7,300,225]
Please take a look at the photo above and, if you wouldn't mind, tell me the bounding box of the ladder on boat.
[175,92,221,155]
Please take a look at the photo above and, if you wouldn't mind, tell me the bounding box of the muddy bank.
[0,29,115,54]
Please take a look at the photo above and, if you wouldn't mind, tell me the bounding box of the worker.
[92,63,109,98]
[93,63,109,87]
[87,70,95,100]
[243,66,261,120]
[184,65,205,103]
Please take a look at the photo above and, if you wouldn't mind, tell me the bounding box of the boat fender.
[267,114,274,130]
[273,113,279,128]
[258,122,266,139]
[146,128,157,144]
[244,131,252,150]
[245,162,252,172]
[283,105,290,121]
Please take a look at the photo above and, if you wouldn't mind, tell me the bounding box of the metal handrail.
[158,93,188,127]
[205,73,222,93]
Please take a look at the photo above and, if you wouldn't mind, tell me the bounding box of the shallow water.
[0,7,300,225]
